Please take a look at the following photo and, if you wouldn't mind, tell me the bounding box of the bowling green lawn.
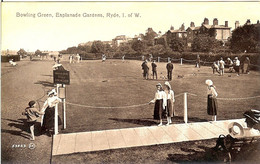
[1,58,260,163]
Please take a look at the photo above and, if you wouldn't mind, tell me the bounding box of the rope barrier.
[182,59,196,62]
[251,64,260,68]
[187,92,260,101]
[217,95,260,101]
[175,93,184,98]
[66,102,150,109]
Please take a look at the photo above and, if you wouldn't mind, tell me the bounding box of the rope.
[217,95,260,101]
[187,93,198,97]
[66,102,150,109]
[251,64,260,68]
[175,93,184,98]
[186,92,260,101]
[182,59,196,62]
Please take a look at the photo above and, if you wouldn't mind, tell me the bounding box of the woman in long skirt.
[205,79,218,121]
[164,81,175,125]
[41,89,62,136]
[149,83,166,126]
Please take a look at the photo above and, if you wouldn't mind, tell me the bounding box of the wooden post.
[158,57,160,63]
[63,84,66,129]
[184,92,188,123]
[54,85,59,135]
[181,58,183,65]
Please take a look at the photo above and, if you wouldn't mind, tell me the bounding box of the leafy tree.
[168,38,185,52]
[147,44,167,56]
[192,34,221,52]
[35,49,42,56]
[230,24,260,53]
[91,41,105,53]
[144,28,157,46]
[17,48,27,57]
[66,46,78,54]
[77,45,91,53]
[131,39,145,53]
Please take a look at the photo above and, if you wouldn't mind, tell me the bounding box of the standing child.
[164,81,175,125]
[219,58,225,76]
[22,101,44,140]
[149,83,167,126]
[205,80,218,121]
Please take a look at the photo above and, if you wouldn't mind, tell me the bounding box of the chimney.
[257,20,260,24]
[235,21,239,29]
[225,21,228,27]
[213,18,218,26]
[180,23,185,30]
[246,19,251,25]
[203,18,209,25]
[190,22,195,27]
[170,25,174,30]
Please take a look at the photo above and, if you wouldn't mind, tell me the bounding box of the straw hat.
[48,89,57,96]
[205,79,213,86]
[156,83,162,88]
[228,122,245,138]
[164,81,172,90]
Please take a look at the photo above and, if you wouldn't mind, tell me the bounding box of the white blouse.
[41,96,62,112]
[207,86,218,98]
[165,90,175,102]
[150,90,167,107]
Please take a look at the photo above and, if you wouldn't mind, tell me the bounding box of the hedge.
[1,55,20,62]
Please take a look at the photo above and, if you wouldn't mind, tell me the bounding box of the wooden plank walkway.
[52,119,260,156]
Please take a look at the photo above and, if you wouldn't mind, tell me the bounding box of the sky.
[1,1,260,51]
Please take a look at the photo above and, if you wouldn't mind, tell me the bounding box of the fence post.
[168,57,170,62]
[63,84,66,129]
[184,92,188,123]
[181,58,183,65]
[158,57,160,63]
[54,85,59,135]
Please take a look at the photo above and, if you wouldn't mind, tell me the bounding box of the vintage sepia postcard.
[1,1,260,163]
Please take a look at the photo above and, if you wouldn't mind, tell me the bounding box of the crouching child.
[22,101,44,140]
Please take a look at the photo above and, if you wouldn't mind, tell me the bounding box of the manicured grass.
[2,58,260,163]
[60,59,260,133]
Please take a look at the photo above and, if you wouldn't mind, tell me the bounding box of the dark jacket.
[151,62,157,71]
[166,63,174,71]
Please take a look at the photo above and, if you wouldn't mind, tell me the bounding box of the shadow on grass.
[172,116,208,123]
[109,116,208,126]
[2,118,42,139]
[41,74,53,77]
[109,118,157,126]
[34,81,54,87]
[167,145,220,162]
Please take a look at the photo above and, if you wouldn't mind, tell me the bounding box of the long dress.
[41,96,62,131]
[165,90,175,117]
[207,86,218,115]
[152,90,166,120]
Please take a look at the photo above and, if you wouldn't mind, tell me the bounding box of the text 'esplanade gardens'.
[16,12,126,18]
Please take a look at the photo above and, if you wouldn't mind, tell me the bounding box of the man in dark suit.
[166,60,174,81]
[151,60,157,80]
[141,60,149,80]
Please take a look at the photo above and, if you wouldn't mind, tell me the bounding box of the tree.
[168,38,185,52]
[35,49,42,56]
[192,34,221,52]
[230,24,260,53]
[17,48,27,57]
[66,46,77,54]
[91,41,105,53]
[144,28,157,46]
[131,39,145,53]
